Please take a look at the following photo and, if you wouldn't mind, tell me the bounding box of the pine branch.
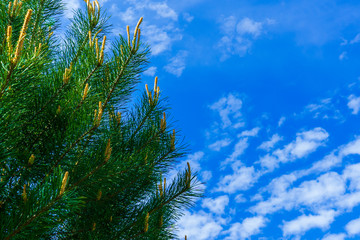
[4,190,64,240]
[40,124,98,185]
[0,1,203,238]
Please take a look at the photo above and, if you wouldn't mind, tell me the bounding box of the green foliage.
[0,0,203,239]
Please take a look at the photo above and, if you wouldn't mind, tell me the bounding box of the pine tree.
[0,0,202,239]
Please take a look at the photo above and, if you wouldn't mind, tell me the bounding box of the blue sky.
[64,0,360,239]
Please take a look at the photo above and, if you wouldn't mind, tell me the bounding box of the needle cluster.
[0,0,203,239]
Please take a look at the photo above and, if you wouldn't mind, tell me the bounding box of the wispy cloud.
[121,0,178,20]
[251,172,345,215]
[339,51,347,61]
[322,233,346,240]
[177,210,224,240]
[202,195,229,215]
[259,127,329,171]
[63,0,81,18]
[116,6,136,22]
[348,94,360,114]
[258,134,283,151]
[238,127,260,137]
[164,50,188,77]
[210,93,243,129]
[224,216,267,240]
[166,151,208,182]
[350,33,360,44]
[216,163,257,194]
[282,210,337,237]
[302,98,343,120]
[236,17,263,37]
[143,66,157,76]
[278,116,286,127]
[217,16,274,60]
[110,0,182,56]
[222,138,249,166]
[346,217,360,236]
[209,138,232,151]
[183,12,194,23]
[148,2,178,20]
[141,24,182,55]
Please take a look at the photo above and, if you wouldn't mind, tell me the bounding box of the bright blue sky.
[64,0,360,239]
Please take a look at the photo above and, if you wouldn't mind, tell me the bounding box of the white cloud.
[258,154,278,171]
[322,233,346,240]
[216,164,257,194]
[184,151,204,172]
[164,50,188,77]
[183,12,194,22]
[166,151,204,183]
[350,33,360,44]
[340,137,360,155]
[306,152,342,174]
[220,16,237,35]
[177,210,224,240]
[252,172,345,215]
[210,93,243,128]
[343,163,360,191]
[346,217,360,236]
[217,16,274,60]
[336,191,360,210]
[143,66,157,76]
[202,195,229,215]
[265,173,298,196]
[234,194,246,203]
[209,138,232,151]
[306,99,331,112]
[303,98,343,120]
[63,0,81,18]
[238,127,260,137]
[282,210,337,236]
[148,2,177,20]
[224,216,267,240]
[222,138,248,166]
[260,128,329,170]
[281,127,329,159]
[217,35,252,60]
[256,139,360,214]
[305,137,360,175]
[258,134,283,151]
[201,170,213,182]
[141,24,177,55]
[122,0,177,20]
[110,1,182,56]
[118,7,136,22]
[236,17,263,37]
[339,51,347,61]
[278,116,286,126]
[348,94,360,114]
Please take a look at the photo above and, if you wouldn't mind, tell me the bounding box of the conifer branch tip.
[96,189,102,200]
[144,213,149,232]
[22,184,27,203]
[6,26,12,58]
[104,139,112,162]
[12,9,32,64]
[82,83,89,100]
[127,25,131,48]
[133,17,143,49]
[28,154,35,165]
[60,171,69,195]
[99,35,106,65]
[92,222,96,231]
